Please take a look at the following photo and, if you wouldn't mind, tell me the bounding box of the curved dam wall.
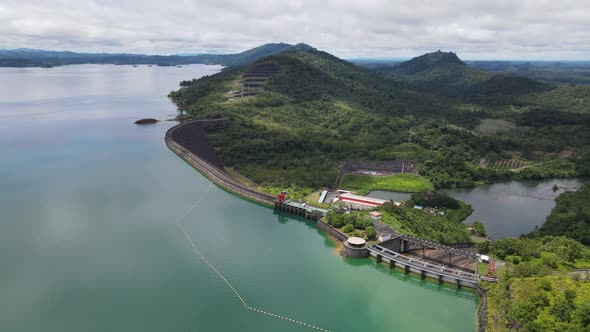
[165,120,275,206]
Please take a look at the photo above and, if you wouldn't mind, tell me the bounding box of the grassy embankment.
[340,173,434,195]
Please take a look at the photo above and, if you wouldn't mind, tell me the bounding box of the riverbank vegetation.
[471,221,487,237]
[408,191,474,223]
[479,236,590,331]
[538,183,590,245]
[479,183,590,331]
[340,174,434,195]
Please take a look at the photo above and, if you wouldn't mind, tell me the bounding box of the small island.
[134,118,159,125]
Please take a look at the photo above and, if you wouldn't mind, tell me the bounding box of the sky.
[0,0,589,60]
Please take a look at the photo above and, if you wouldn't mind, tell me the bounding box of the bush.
[354,217,373,230]
[380,201,404,214]
[366,226,376,239]
[411,191,460,209]
[330,214,346,228]
[342,224,355,233]
[472,221,487,237]
[541,252,560,269]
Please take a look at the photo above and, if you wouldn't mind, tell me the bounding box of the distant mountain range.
[0,43,315,68]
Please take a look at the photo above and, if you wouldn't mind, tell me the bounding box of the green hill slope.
[374,51,550,99]
[539,183,590,244]
[382,51,486,84]
[170,49,447,188]
[170,47,590,189]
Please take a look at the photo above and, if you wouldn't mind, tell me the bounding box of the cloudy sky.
[1,0,588,60]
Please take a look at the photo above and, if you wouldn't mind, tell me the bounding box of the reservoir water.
[368,179,585,240]
[367,190,412,202]
[441,178,585,239]
[0,65,476,331]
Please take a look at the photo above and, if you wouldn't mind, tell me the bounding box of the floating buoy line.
[174,183,331,331]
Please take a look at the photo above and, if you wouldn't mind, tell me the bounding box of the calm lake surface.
[367,190,412,202]
[369,179,585,240]
[441,178,585,239]
[0,65,476,332]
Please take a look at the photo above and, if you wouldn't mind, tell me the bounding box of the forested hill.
[479,184,590,331]
[0,43,314,68]
[372,51,550,99]
[538,183,590,244]
[169,48,456,188]
[169,47,590,190]
[382,50,480,81]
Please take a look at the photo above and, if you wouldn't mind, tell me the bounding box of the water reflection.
[441,178,586,239]
[342,255,477,299]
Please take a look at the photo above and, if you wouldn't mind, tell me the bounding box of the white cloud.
[0,0,588,60]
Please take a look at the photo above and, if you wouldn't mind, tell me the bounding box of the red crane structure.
[277,191,288,203]
[487,260,496,278]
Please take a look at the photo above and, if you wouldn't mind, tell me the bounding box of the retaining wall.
[316,220,348,242]
[165,120,275,206]
[476,285,488,332]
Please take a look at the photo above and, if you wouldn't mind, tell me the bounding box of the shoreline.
[165,118,486,329]
[165,120,275,206]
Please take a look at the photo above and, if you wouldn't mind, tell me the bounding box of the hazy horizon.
[2,45,589,63]
[1,0,588,61]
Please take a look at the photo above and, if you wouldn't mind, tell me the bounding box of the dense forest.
[169,47,590,191]
[467,60,590,86]
[478,235,590,331]
[538,183,590,245]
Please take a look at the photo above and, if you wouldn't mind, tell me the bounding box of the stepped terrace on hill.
[234,62,281,98]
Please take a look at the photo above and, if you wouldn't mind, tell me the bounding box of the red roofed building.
[338,193,389,210]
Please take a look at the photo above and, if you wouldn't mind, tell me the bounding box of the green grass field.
[340,173,434,195]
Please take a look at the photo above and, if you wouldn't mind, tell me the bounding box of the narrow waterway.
[0,65,476,332]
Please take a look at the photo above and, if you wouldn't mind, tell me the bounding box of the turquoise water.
[0,64,476,331]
